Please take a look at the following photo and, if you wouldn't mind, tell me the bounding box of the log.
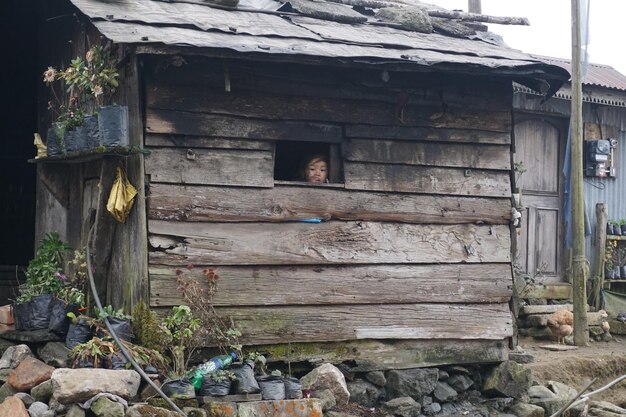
[148,221,511,266]
[147,183,512,224]
[146,109,343,142]
[590,203,607,309]
[344,162,511,197]
[519,304,589,315]
[521,283,572,300]
[145,147,273,187]
[145,134,273,150]
[153,303,514,344]
[345,124,511,145]
[149,263,513,307]
[345,139,510,170]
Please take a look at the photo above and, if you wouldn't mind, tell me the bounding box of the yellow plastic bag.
[107,166,138,223]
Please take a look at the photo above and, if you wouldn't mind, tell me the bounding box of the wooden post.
[590,203,607,309]
[468,0,481,14]
[571,0,589,346]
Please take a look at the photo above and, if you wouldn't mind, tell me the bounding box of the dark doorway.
[0,0,39,304]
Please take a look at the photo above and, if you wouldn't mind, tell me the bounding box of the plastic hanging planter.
[98,105,129,148]
[29,294,53,330]
[256,375,286,400]
[231,361,261,394]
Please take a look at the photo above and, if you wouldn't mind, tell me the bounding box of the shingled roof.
[68,0,569,93]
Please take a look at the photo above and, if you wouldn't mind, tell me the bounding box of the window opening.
[274,141,342,183]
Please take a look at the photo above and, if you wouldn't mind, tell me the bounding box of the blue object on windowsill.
[297,218,322,223]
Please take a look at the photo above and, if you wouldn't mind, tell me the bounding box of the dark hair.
[299,154,329,181]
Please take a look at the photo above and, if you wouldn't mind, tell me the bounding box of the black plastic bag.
[231,362,261,394]
[110,352,129,370]
[13,302,31,331]
[161,378,196,400]
[48,299,75,334]
[30,294,53,330]
[98,106,129,147]
[66,320,92,349]
[283,377,303,399]
[256,375,285,400]
[200,377,232,397]
[107,317,132,341]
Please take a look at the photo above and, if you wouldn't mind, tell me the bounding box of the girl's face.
[306,159,328,183]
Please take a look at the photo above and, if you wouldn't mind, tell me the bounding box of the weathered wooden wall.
[143,56,515,368]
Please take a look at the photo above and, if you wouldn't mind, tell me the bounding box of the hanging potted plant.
[200,370,236,396]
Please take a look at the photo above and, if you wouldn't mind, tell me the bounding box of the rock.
[300,363,349,405]
[482,361,531,399]
[326,412,357,417]
[148,397,198,410]
[375,7,433,33]
[528,381,578,416]
[51,368,141,404]
[381,396,421,417]
[7,357,54,392]
[90,396,125,417]
[421,401,441,416]
[30,380,53,403]
[447,366,471,375]
[385,368,438,400]
[509,351,535,364]
[588,400,626,416]
[27,401,49,417]
[139,378,162,400]
[437,370,449,381]
[183,406,208,417]
[365,371,386,387]
[508,402,545,417]
[0,306,14,325]
[238,399,322,417]
[37,342,71,368]
[0,369,9,384]
[0,382,17,403]
[525,327,554,340]
[0,395,29,417]
[0,345,32,370]
[600,332,613,342]
[66,404,86,417]
[433,382,457,402]
[48,396,66,414]
[14,392,34,407]
[447,374,473,393]
[127,404,181,417]
[347,379,383,407]
[0,339,14,359]
[311,388,336,411]
[440,402,457,415]
[203,401,237,417]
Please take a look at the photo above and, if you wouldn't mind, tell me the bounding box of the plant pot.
[106,317,132,342]
[161,378,196,400]
[614,266,622,279]
[283,377,303,399]
[98,105,129,147]
[46,125,66,156]
[83,115,99,150]
[607,224,615,236]
[12,302,32,331]
[63,126,86,153]
[200,377,232,396]
[110,352,128,370]
[621,225,626,235]
[66,320,92,349]
[615,226,623,236]
[29,294,53,330]
[620,266,626,279]
[256,375,285,400]
[48,298,74,334]
[606,266,615,280]
[231,361,261,394]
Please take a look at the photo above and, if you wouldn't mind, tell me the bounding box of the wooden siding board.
[345,125,511,145]
[344,163,511,197]
[345,139,511,170]
[145,134,273,150]
[146,109,343,142]
[145,147,274,187]
[148,221,511,266]
[149,263,513,307]
[154,303,514,343]
[147,183,512,224]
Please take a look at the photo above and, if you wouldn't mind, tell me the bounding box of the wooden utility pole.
[591,203,607,309]
[571,0,589,346]
[468,0,481,14]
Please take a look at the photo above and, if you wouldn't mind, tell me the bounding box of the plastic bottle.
[191,352,237,390]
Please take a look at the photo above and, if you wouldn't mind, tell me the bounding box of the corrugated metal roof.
[68,0,569,89]
[534,55,626,92]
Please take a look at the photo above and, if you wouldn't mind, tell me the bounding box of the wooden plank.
[522,283,572,300]
[149,263,513,307]
[241,339,508,370]
[148,221,511,266]
[147,183,512,224]
[154,303,513,343]
[145,134,272,150]
[345,139,511,170]
[345,125,511,145]
[518,304,592,315]
[344,162,511,197]
[146,109,343,142]
[145,147,274,187]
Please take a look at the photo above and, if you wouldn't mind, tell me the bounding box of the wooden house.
[32,0,568,369]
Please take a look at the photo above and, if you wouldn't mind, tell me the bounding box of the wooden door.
[514,118,565,283]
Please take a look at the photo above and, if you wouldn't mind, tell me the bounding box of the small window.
[274,141,342,183]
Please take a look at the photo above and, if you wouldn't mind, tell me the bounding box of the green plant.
[132,300,163,351]
[66,312,94,326]
[513,161,527,188]
[204,369,236,383]
[244,351,268,375]
[70,337,115,368]
[95,305,131,321]
[160,305,200,377]
[19,232,71,301]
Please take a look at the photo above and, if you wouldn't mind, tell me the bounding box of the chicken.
[546,310,574,344]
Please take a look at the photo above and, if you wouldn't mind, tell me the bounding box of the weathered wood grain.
[345,124,511,145]
[344,162,511,197]
[147,183,512,224]
[145,81,511,130]
[345,139,511,170]
[145,133,273,150]
[153,303,514,343]
[145,147,273,187]
[149,263,513,307]
[146,109,343,142]
[148,221,511,265]
[253,338,508,370]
